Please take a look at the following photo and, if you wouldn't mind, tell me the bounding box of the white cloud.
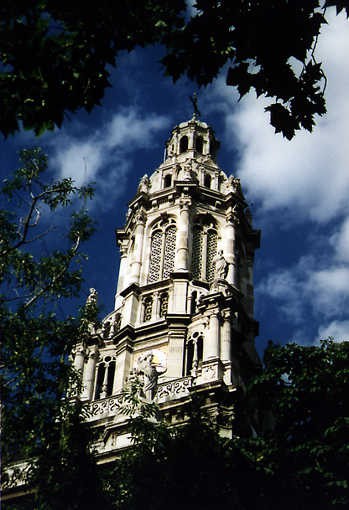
[104,110,169,150]
[257,267,304,323]
[208,9,349,225]
[330,216,349,262]
[318,320,349,342]
[307,266,349,317]
[204,8,349,344]
[257,255,349,328]
[56,139,104,184]
[49,108,170,207]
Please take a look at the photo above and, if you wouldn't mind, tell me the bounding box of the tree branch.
[1,185,76,257]
[23,235,81,310]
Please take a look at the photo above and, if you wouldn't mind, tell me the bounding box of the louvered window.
[148,218,176,283]
[191,217,217,283]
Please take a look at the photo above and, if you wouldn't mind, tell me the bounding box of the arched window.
[186,332,203,376]
[148,218,176,283]
[164,174,172,188]
[179,135,188,153]
[94,355,116,399]
[191,217,218,284]
[204,174,211,188]
[195,136,203,153]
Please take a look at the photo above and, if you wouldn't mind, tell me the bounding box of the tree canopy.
[0,1,348,138]
[1,148,95,466]
[99,340,349,510]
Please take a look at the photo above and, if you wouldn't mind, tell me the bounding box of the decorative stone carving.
[86,287,98,306]
[180,159,199,182]
[136,352,167,402]
[156,376,192,403]
[102,321,111,339]
[134,209,147,224]
[225,175,241,193]
[2,461,31,490]
[213,250,228,280]
[226,204,241,226]
[82,394,125,421]
[137,174,150,193]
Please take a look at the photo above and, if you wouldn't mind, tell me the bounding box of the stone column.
[130,210,146,284]
[221,311,231,361]
[245,255,254,316]
[191,339,199,377]
[116,244,128,294]
[175,197,191,271]
[153,291,160,320]
[204,312,220,360]
[82,345,99,400]
[225,208,239,286]
[100,364,109,399]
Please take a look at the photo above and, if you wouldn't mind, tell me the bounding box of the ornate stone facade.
[71,115,261,460]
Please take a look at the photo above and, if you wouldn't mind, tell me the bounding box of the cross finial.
[190,92,201,119]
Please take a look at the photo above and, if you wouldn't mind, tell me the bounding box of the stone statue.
[226,175,241,193]
[182,161,193,181]
[138,174,150,193]
[139,353,158,401]
[213,250,228,280]
[137,352,166,402]
[190,91,201,119]
[86,288,98,306]
[180,159,199,182]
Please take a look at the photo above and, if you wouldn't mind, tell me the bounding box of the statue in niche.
[182,161,193,181]
[138,174,150,193]
[136,352,167,402]
[213,250,228,280]
[181,159,199,182]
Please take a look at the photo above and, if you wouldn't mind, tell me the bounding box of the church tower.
[75,115,261,458]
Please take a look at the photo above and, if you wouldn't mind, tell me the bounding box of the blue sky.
[2,8,349,355]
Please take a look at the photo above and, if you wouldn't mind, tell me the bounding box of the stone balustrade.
[2,460,32,490]
[156,376,192,403]
[82,376,193,422]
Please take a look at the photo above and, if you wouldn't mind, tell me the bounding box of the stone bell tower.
[73,115,261,459]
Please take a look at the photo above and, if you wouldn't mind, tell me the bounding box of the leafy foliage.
[239,339,349,509]
[0,1,348,138]
[0,0,185,136]
[1,148,95,472]
[103,340,349,510]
